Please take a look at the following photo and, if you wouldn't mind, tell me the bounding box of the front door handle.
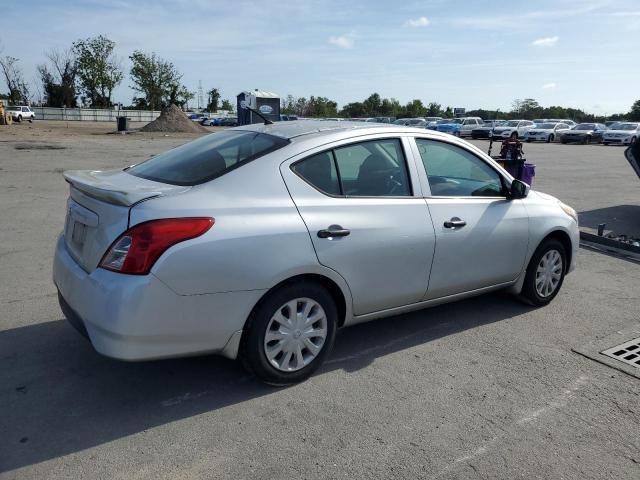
[317,225,351,239]
[443,217,467,229]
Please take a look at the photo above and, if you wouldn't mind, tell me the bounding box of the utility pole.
[197,80,203,112]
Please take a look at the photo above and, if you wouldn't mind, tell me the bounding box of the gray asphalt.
[1,123,639,479]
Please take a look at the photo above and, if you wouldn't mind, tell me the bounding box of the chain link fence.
[32,107,162,122]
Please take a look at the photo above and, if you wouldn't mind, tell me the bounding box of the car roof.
[231,119,454,143]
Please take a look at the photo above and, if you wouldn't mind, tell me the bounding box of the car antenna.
[241,103,273,125]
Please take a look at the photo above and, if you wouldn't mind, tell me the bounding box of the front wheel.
[16,115,22,123]
[547,134,554,143]
[602,142,609,146]
[520,238,567,307]
[584,135,591,145]
[240,282,338,385]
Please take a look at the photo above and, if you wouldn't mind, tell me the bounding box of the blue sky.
[2,0,639,114]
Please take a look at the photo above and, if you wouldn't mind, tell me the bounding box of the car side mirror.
[509,179,529,199]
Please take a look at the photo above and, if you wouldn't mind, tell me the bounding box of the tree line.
[0,35,234,111]
[280,93,639,123]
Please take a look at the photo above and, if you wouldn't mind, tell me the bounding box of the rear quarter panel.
[128,150,353,304]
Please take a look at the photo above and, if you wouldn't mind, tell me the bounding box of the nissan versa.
[53,122,579,385]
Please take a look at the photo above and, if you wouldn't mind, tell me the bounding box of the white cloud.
[542,82,556,89]
[531,36,559,47]
[405,16,430,27]
[608,11,640,16]
[328,35,354,49]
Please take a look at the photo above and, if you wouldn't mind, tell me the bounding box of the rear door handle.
[443,217,467,229]
[317,225,351,238]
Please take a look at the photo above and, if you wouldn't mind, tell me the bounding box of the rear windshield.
[128,130,289,186]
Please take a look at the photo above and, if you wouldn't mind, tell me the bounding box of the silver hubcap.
[264,298,327,372]
[535,249,563,298]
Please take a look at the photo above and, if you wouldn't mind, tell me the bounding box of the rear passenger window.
[334,139,410,196]
[291,152,340,195]
[292,139,411,197]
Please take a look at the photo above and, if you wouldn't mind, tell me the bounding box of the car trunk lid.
[63,169,190,272]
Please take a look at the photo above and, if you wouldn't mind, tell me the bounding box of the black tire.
[525,138,532,143]
[602,142,608,146]
[547,134,554,143]
[519,238,567,307]
[240,281,338,385]
[561,139,567,144]
[471,135,478,140]
[16,115,22,123]
[28,117,33,123]
[584,135,591,145]
[631,137,637,146]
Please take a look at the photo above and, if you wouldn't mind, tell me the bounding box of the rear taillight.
[100,217,214,274]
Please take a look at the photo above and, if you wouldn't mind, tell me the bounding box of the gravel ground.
[1,121,639,479]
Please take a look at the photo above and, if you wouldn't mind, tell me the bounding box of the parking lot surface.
[1,122,639,479]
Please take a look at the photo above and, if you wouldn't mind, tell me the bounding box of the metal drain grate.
[601,337,640,368]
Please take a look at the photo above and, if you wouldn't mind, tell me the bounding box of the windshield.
[406,119,425,125]
[575,124,595,130]
[504,121,520,127]
[615,123,639,131]
[128,130,289,186]
[437,119,452,124]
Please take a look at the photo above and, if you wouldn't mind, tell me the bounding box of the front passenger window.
[416,139,505,197]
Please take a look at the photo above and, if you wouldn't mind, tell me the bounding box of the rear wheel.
[16,115,22,123]
[584,135,591,145]
[561,138,567,144]
[602,142,609,146]
[240,282,337,385]
[547,134,554,143]
[520,238,567,307]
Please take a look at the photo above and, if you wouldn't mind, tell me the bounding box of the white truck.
[7,106,35,123]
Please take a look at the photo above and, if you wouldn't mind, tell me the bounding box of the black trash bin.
[116,116,129,132]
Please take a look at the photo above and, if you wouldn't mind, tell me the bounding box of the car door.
[281,136,436,316]
[411,137,530,300]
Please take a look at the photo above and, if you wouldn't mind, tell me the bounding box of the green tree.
[404,99,425,118]
[129,50,190,110]
[629,99,640,121]
[220,99,234,112]
[339,101,366,118]
[207,88,220,112]
[0,55,29,104]
[73,35,122,107]
[426,102,442,117]
[37,48,77,107]
[362,93,382,116]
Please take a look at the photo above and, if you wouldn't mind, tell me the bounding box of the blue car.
[428,117,484,137]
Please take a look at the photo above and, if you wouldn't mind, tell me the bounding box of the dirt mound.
[140,104,208,133]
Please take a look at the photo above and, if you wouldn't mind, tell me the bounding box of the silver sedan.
[53,121,579,384]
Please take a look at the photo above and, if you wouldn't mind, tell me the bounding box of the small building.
[237,90,280,125]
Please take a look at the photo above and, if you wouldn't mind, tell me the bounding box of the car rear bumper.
[53,235,265,361]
